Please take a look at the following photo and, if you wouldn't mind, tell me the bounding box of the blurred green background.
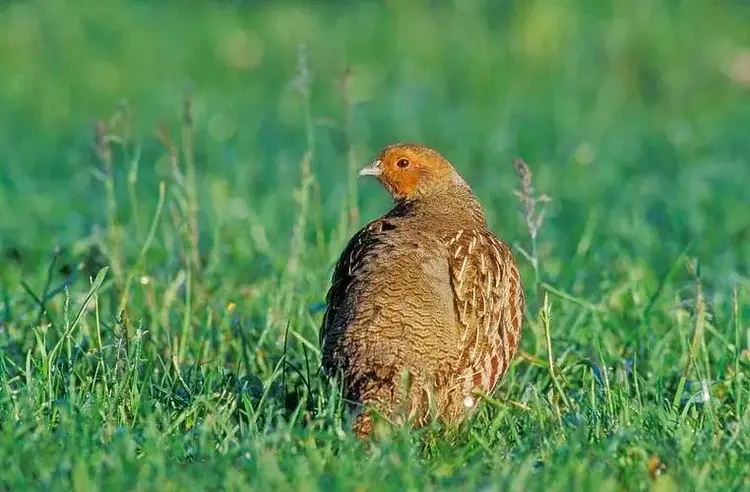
[1,0,750,489]
[2,0,748,277]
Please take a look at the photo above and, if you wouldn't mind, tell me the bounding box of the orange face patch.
[379,158,422,199]
[373,144,452,200]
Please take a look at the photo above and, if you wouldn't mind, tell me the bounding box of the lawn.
[1,0,749,490]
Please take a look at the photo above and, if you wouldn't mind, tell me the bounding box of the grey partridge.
[320,143,525,438]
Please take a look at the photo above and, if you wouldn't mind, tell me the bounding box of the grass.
[1,0,749,489]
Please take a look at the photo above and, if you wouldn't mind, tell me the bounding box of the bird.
[320,143,525,438]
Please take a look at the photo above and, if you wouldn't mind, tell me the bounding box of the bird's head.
[358,143,460,201]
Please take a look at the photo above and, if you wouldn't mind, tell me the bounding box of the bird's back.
[321,214,461,427]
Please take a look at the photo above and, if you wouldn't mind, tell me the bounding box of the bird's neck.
[387,185,487,232]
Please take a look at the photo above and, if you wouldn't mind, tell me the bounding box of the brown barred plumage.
[320,143,525,438]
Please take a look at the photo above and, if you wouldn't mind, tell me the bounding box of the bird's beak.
[358,159,382,178]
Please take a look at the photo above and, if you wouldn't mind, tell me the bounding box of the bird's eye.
[396,158,410,169]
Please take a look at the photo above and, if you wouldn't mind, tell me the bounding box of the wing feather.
[445,229,524,394]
